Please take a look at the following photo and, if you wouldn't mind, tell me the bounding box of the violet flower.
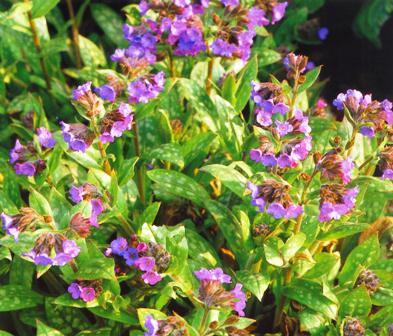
[36,127,56,149]
[144,315,159,336]
[231,283,247,316]
[60,122,94,152]
[142,271,162,285]
[318,27,329,40]
[194,267,232,284]
[94,85,116,102]
[128,72,165,104]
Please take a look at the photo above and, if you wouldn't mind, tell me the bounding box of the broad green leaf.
[54,294,98,308]
[0,285,42,311]
[147,169,210,207]
[371,287,393,306]
[283,280,337,319]
[258,48,282,67]
[201,164,247,198]
[368,305,393,328]
[31,0,59,18]
[182,132,216,166]
[339,286,372,318]
[264,237,284,267]
[137,202,161,227]
[318,223,369,241]
[147,143,184,168]
[282,232,306,262]
[339,235,380,286]
[78,35,107,67]
[137,308,167,327]
[235,56,258,112]
[36,320,64,336]
[185,228,220,267]
[10,256,35,287]
[298,66,322,93]
[222,74,236,106]
[118,157,139,186]
[353,0,393,47]
[236,270,270,301]
[89,306,139,325]
[29,189,53,217]
[304,253,340,280]
[299,309,326,334]
[90,4,124,46]
[205,200,253,266]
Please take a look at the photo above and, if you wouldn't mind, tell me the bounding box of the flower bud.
[343,318,365,336]
[355,269,380,294]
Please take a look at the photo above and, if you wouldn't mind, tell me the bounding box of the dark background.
[301,0,393,102]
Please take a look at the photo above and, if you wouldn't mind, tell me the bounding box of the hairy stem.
[132,121,146,204]
[346,127,358,157]
[198,306,210,336]
[25,2,51,91]
[66,0,82,68]
[90,117,112,175]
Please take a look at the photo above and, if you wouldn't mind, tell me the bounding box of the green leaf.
[29,189,53,217]
[318,223,369,241]
[147,144,185,169]
[147,169,210,207]
[204,200,253,266]
[304,253,340,279]
[235,57,258,112]
[10,256,35,287]
[339,235,380,286]
[137,308,167,327]
[368,305,393,328]
[0,285,42,311]
[78,35,107,67]
[371,287,393,306]
[264,237,284,267]
[282,232,306,262]
[90,4,125,46]
[182,132,216,166]
[353,0,393,47]
[298,66,322,93]
[185,228,220,267]
[222,74,236,106]
[137,202,161,227]
[89,306,139,325]
[339,286,372,318]
[258,48,282,67]
[118,157,139,186]
[201,164,247,198]
[36,320,64,336]
[54,294,98,308]
[236,270,270,301]
[31,0,59,18]
[283,280,337,319]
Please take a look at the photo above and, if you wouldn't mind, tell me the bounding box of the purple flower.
[221,0,239,6]
[341,158,354,184]
[360,126,375,138]
[306,61,316,70]
[136,256,156,272]
[37,127,56,149]
[111,49,126,62]
[248,7,269,29]
[60,122,94,152]
[194,268,232,284]
[128,72,165,104]
[275,120,293,137]
[90,198,104,227]
[68,282,82,299]
[14,162,37,176]
[1,213,20,241]
[173,28,206,56]
[382,168,393,180]
[211,39,237,58]
[100,103,134,144]
[271,2,288,24]
[237,31,255,61]
[122,24,157,60]
[73,82,92,100]
[80,287,96,302]
[255,108,273,127]
[69,185,84,203]
[94,85,116,102]
[123,247,139,266]
[142,271,162,285]
[144,315,159,336]
[53,240,81,266]
[319,185,359,222]
[231,283,246,316]
[318,27,329,41]
[110,237,128,256]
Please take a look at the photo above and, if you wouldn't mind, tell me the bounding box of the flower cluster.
[250,77,312,169]
[107,236,170,285]
[316,149,354,184]
[195,268,246,316]
[1,208,40,241]
[333,89,393,138]
[248,180,303,219]
[24,233,80,266]
[143,314,188,336]
[68,280,102,302]
[379,146,393,180]
[69,183,104,227]
[319,184,358,222]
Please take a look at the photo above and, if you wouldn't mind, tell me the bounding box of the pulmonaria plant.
[2,1,393,335]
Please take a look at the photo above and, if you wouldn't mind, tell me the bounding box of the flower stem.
[132,120,146,204]
[206,57,214,96]
[198,306,210,336]
[66,0,82,68]
[346,127,358,157]
[25,1,51,91]
[273,268,292,329]
[97,141,112,175]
